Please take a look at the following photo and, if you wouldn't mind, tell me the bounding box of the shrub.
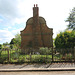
[39,47,52,55]
[55,31,75,48]
[32,56,46,63]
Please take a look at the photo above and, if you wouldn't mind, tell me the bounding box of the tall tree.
[66,7,75,30]
[10,38,16,44]
[10,33,21,48]
[15,33,21,46]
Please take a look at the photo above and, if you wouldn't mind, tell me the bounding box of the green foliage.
[0,44,2,50]
[10,33,21,48]
[10,45,13,49]
[66,7,75,30]
[55,30,75,48]
[32,56,46,63]
[3,42,9,46]
[53,39,55,48]
[0,49,52,63]
[0,44,2,56]
[0,52,1,56]
[30,55,51,63]
[39,47,52,55]
[10,38,16,44]
[15,33,21,46]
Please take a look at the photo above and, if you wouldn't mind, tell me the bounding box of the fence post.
[74,47,75,61]
[8,49,10,63]
[10,49,11,62]
[30,52,32,63]
[52,47,53,62]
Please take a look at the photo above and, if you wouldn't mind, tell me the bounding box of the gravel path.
[0,63,75,69]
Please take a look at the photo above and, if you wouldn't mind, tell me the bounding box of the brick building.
[21,4,53,53]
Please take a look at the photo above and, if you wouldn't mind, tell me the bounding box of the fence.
[53,48,75,62]
[0,47,75,63]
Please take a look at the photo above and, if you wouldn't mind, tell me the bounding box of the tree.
[0,44,2,50]
[3,42,9,46]
[10,33,21,48]
[0,44,2,56]
[55,30,75,49]
[10,38,16,44]
[15,33,21,46]
[66,7,75,30]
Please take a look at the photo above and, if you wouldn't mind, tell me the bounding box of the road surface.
[0,71,75,75]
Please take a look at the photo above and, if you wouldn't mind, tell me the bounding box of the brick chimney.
[33,4,39,26]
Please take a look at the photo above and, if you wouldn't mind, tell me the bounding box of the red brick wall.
[21,23,53,53]
[20,5,53,53]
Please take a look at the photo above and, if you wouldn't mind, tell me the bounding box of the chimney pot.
[36,4,38,7]
[34,4,35,7]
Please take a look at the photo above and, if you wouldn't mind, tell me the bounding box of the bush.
[55,30,75,48]
[32,56,46,63]
[39,47,52,55]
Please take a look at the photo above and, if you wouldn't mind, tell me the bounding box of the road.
[0,71,75,75]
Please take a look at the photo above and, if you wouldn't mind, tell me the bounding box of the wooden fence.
[0,47,75,63]
[53,47,75,62]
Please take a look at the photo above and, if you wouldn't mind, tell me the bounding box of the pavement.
[0,63,75,72]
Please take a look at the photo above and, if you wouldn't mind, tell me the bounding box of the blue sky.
[0,0,75,44]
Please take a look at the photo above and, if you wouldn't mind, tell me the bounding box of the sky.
[0,0,75,44]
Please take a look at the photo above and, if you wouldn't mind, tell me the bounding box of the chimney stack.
[33,4,39,26]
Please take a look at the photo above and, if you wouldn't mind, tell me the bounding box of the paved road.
[0,71,75,75]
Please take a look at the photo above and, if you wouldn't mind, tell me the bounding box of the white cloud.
[0,0,75,26]
[11,28,24,35]
[3,26,12,31]
[0,27,24,44]
[0,0,25,26]
[0,38,2,41]
[15,18,25,24]
[0,0,21,18]
[0,18,3,22]
[0,0,75,44]
[7,26,12,29]
[0,29,14,44]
